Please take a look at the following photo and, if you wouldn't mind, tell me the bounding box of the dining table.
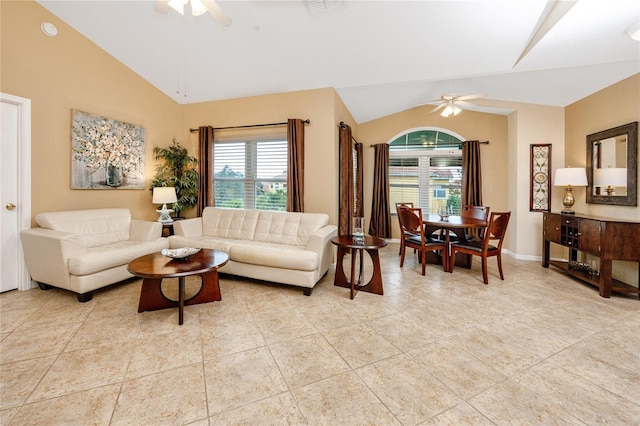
[422,213,488,272]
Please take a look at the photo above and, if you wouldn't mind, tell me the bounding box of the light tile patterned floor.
[1,243,639,425]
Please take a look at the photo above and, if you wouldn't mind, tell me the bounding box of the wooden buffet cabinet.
[542,212,640,298]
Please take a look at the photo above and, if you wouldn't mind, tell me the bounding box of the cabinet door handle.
[576,232,582,236]
[555,227,560,231]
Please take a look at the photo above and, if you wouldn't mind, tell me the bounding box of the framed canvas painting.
[71,110,145,189]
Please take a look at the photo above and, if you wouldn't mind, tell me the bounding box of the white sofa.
[20,209,169,302]
[168,207,337,295]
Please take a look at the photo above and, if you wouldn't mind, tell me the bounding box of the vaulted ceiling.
[37,0,640,123]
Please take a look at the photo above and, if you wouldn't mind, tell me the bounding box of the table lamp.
[553,167,587,215]
[594,167,627,196]
[152,187,178,223]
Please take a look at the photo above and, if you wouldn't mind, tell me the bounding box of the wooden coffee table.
[127,249,228,325]
[331,235,387,299]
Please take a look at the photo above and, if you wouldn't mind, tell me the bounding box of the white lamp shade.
[554,167,588,186]
[152,187,178,204]
[594,168,627,187]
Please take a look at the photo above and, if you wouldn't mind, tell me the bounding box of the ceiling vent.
[305,0,344,16]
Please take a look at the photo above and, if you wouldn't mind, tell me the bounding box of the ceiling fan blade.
[455,93,485,101]
[154,0,170,14]
[455,100,476,108]
[430,103,446,113]
[202,0,232,26]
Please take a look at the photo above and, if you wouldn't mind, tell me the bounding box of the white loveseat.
[20,209,169,302]
[168,207,337,295]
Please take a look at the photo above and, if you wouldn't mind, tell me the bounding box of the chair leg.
[420,249,426,276]
[400,244,406,267]
[497,254,504,280]
[481,257,489,285]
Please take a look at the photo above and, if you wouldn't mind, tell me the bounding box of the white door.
[0,93,31,292]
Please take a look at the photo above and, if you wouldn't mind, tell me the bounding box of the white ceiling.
[37,0,640,123]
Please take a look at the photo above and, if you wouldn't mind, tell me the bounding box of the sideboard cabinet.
[542,212,640,298]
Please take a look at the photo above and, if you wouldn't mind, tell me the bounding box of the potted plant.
[150,139,199,218]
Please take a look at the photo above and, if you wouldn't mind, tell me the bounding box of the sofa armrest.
[173,218,203,237]
[129,220,163,241]
[305,225,338,272]
[20,228,86,288]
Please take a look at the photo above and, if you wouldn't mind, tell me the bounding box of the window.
[213,138,287,211]
[389,129,463,215]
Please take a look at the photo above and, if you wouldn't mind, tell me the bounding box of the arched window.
[389,128,464,214]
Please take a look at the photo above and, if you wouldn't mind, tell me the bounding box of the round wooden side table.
[330,235,387,299]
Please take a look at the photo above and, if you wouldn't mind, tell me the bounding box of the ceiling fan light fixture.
[190,0,208,16]
[168,0,188,15]
[440,103,461,117]
[625,22,640,41]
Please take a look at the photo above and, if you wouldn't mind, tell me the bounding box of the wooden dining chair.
[395,202,415,255]
[460,205,490,241]
[397,206,448,276]
[449,211,511,284]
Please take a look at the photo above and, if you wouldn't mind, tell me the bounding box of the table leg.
[138,278,172,313]
[356,248,384,296]
[178,277,185,325]
[350,248,358,299]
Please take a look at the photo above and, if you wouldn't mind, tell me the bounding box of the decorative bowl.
[161,247,200,259]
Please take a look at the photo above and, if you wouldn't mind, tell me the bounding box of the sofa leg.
[77,292,93,303]
[37,282,52,291]
[303,287,313,296]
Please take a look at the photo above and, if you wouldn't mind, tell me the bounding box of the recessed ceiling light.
[41,22,58,37]
[625,22,640,41]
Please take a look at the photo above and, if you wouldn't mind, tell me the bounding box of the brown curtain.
[355,142,364,218]
[339,124,354,235]
[462,140,483,206]
[197,125,215,216]
[369,143,392,238]
[286,119,305,212]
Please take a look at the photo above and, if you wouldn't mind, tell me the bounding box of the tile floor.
[1,244,639,425]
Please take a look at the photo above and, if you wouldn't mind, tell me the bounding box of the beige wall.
[565,73,640,286]
[1,1,183,223]
[566,73,640,218]
[507,103,565,259]
[357,105,509,243]
[181,88,340,224]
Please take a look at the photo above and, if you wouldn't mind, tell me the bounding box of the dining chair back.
[460,205,490,240]
[397,206,447,276]
[450,211,511,284]
[395,202,415,255]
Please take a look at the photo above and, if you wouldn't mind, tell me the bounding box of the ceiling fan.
[426,94,485,117]
[154,0,232,26]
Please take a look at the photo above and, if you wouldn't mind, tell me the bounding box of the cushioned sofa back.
[35,208,132,248]
[202,207,260,240]
[254,211,329,246]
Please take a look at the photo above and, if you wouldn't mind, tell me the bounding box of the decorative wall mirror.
[586,121,638,206]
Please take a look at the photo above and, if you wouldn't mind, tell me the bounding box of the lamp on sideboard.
[594,167,627,196]
[553,167,588,215]
[152,187,178,223]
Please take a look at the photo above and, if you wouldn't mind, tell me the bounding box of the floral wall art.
[530,144,552,212]
[71,110,145,189]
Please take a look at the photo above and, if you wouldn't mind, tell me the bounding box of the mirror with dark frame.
[586,121,638,206]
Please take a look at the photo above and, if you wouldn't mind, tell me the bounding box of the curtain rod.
[369,140,490,148]
[338,121,361,144]
[189,119,310,133]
